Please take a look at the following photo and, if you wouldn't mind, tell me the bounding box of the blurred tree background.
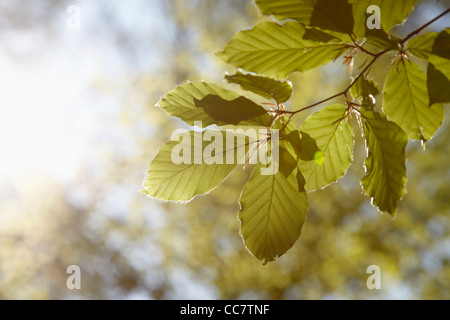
[0,0,448,299]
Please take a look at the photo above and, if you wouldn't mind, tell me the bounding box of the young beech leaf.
[364,30,401,51]
[429,28,450,81]
[217,21,349,79]
[428,63,450,105]
[383,57,444,141]
[238,165,308,264]
[278,144,298,178]
[142,130,252,202]
[298,104,354,192]
[350,77,379,110]
[157,82,270,127]
[360,109,408,216]
[309,0,354,37]
[255,0,354,41]
[193,95,267,125]
[406,32,439,61]
[277,119,305,191]
[225,72,293,104]
[350,0,419,35]
[255,0,316,24]
[407,29,450,81]
[279,123,304,178]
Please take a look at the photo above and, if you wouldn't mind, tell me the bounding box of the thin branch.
[284,49,388,116]
[344,49,388,92]
[283,91,343,115]
[282,7,450,118]
[342,25,377,57]
[400,8,450,45]
[352,43,377,57]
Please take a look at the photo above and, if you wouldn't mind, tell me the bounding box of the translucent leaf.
[194,95,268,125]
[383,57,444,141]
[255,0,315,23]
[350,0,419,35]
[409,28,450,79]
[309,0,354,37]
[303,27,342,43]
[239,164,308,264]
[364,29,401,51]
[350,76,379,109]
[255,0,354,40]
[360,109,408,216]
[217,21,348,79]
[406,31,438,60]
[225,72,293,104]
[277,119,307,192]
[428,28,450,81]
[298,104,354,191]
[407,29,450,80]
[348,0,403,50]
[142,130,251,202]
[428,63,450,105]
[279,120,302,159]
[157,82,270,127]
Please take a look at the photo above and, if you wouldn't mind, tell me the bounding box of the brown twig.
[283,7,450,118]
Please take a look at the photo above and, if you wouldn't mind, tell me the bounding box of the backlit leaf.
[298,104,354,191]
[217,21,349,79]
[157,82,270,127]
[360,109,408,216]
[407,29,450,80]
[142,130,253,202]
[383,57,444,140]
[350,0,419,35]
[429,28,450,81]
[406,31,438,60]
[225,72,293,104]
[239,164,308,264]
[255,0,315,23]
[350,76,379,110]
[256,0,354,40]
[364,29,400,51]
[428,63,450,105]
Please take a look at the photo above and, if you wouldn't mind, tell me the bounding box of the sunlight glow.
[0,56,85,182]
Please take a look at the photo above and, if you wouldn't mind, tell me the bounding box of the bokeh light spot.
[314,150,325,166]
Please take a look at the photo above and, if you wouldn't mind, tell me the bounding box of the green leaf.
[350,0,419,35]
[225,72,293,104]
[309,0,354,37]
[278,144,298,178]
[280,121,302,159]
[278,120,302,179]
[142,130,250,202]
[255,0,354,40]
[349,0,402,50]
[429,28,450,81]
[298,104,354,191]
[217,21,349,79]
[193,95,268,125]
[238,165,308,264]
[383,57,444,141]
[407,29,450,81]
[360,109,408,216]
[255,0,315,23]
[428,63,450,105]
[350,76,379,110]
[364,30,401,51]
[406,31,439,60]
[157,82,270,127]
[303,27,342,43]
